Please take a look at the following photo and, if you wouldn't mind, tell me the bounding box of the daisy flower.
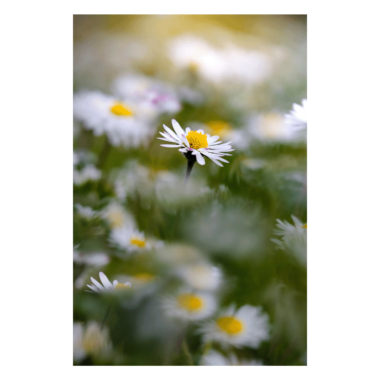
[73,164,101,185]
[162,290,217,322]
[73,250,110,267]
[109,225,153,253]
[75,204,99,220]
[285,99,308,129]
[271,215,307,264]
[201,350,263,366]
[86,272,132,293]
[73,91,155,148]
[158,119,234,167]
[73,321,112,362]
[198,304,270,349]
[176,262,223,291]
[101,202,132,229]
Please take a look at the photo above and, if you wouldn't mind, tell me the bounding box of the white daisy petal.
[163,124,182,141]
[159,131,177,142]
[181,134,190,147]
[99,272,113,290]
[160,144,182,148]
[195,152,205,165]
[157,137,175,142]
[207,135,219,144]
[91,277,105,291]
[87,284,99,293]
[172,119,186,138]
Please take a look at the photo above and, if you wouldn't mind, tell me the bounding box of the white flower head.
[75,204,99,220]
[101,202,132,229]
[201,349,263,366]
[167,36,271,87]
[271,215,307,264]
[198,304,270,349]
[176,262,223,291]
[158,119,234,167]
[162,290,217,322]
[86,272,132,293]
[73,251,110,267]
[109,224,155,253]
[73,321,112,362]
[73,91,155,148]
[285,99,307,129]
[73,164,101,185]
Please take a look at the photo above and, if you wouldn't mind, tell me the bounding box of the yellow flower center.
[115,283,131,290]
[108,211,123,228]
[216,316,243,335]
[110,102,133,117]
[177,293,203,312]
[134,273,155,282]
[186,131,208,150]
[302,224,307,229]
[206,121,231,137]
[130,238,146,248]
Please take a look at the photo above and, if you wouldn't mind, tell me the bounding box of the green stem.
[182,338,194,365]
[184,151,197,186]
[97,137,112,169]
[101,305,112,329]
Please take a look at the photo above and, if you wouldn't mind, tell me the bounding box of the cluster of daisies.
[80,259,270,365]
[73,93,307,364]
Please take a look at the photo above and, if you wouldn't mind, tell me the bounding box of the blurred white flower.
[109,224,161,253]
[201,350,263,366]
[285,99,307,129]
[115,272,158,307]
[73,91,155,148]
[75,204,99,219]
[271,215,307,264]
[73,321,112,362]
[112,161,207,205]
[176,262,222,291]
[73,150,96,167]
[198,304,270,349]
[162,290,217,322]
[101,202,132,228]
[249,113,305,143]
[167,36,271,86]
[113,73,181,115]
[155,244,204,267]
[158,119,234,167]
[86,272,132,293]
[73,164,101,185]
[168,36,226,83]
[73,251,110,267]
